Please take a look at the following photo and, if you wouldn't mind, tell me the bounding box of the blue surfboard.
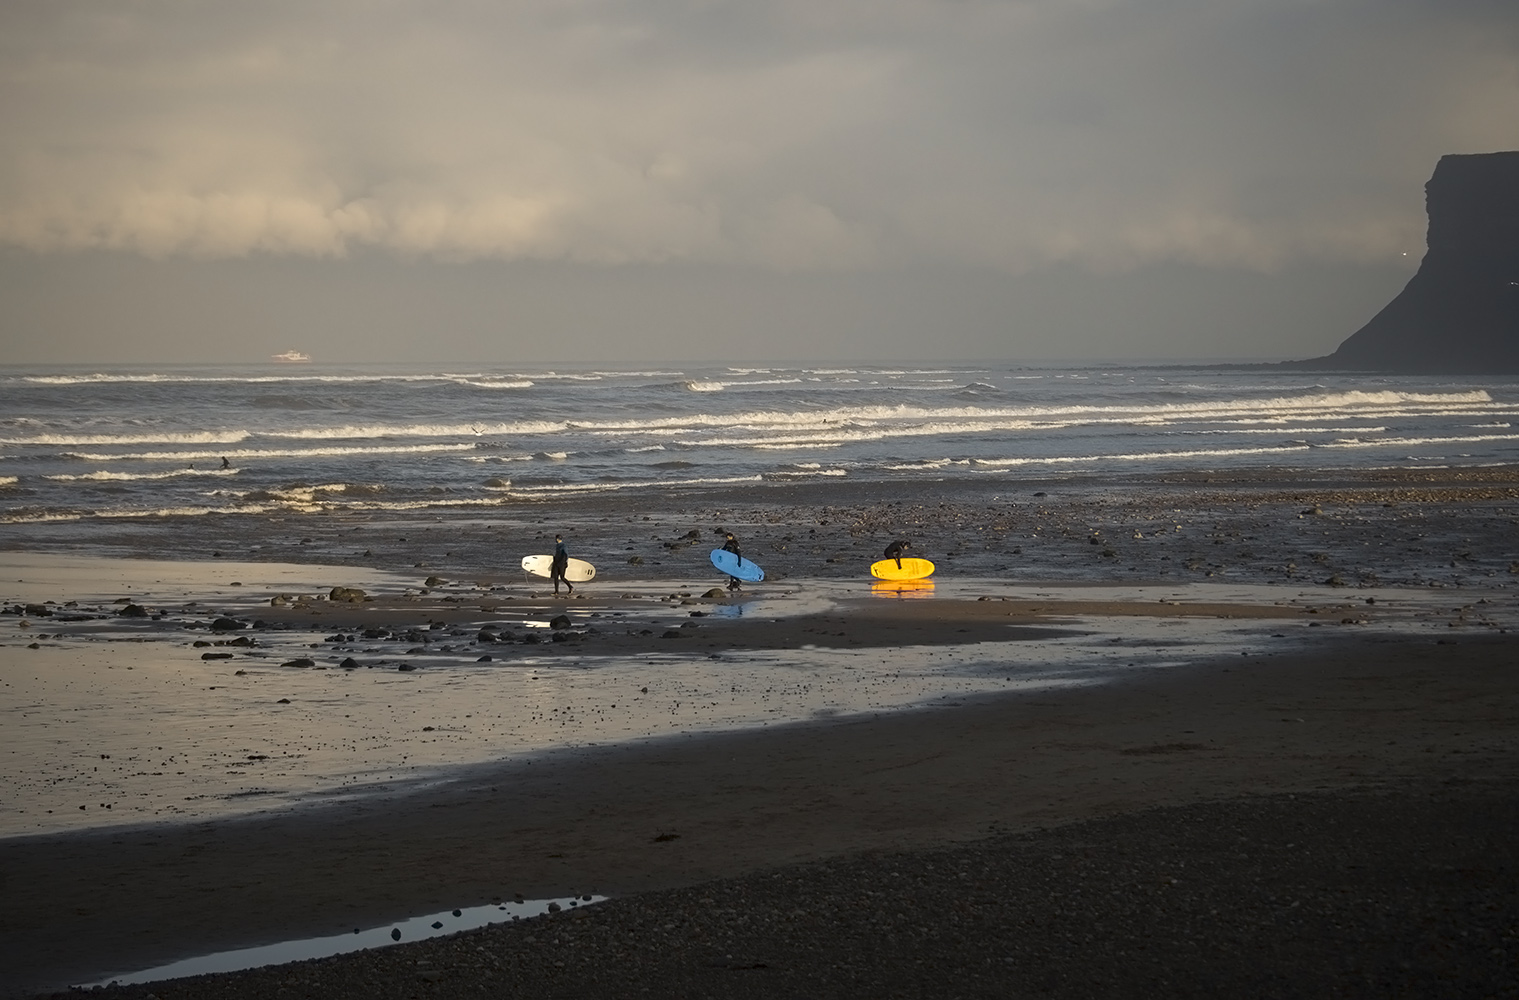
[710,548,764,583]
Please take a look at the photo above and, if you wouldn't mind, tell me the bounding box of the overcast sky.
[2,0,1515,364]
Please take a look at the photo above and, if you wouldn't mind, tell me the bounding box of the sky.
[1,0,1516,365]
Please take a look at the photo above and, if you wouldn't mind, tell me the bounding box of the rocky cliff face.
[1295,151,1519,373]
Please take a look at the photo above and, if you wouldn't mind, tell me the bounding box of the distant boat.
[271,350,311,363]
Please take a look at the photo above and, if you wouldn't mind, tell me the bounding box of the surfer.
[550,534,574,596]
[220,456,231,470]
[883,538,911,569]
[722,532,744,591]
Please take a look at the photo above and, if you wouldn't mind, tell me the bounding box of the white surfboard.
[521,554,596,582]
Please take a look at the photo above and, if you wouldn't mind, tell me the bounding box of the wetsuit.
[722,534,744,590]
[883,539,909,569]
[551,537,573,595]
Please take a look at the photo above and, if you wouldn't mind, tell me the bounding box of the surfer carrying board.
[883,538,911,569]
[550,534,574,596]
[722,532,744,591]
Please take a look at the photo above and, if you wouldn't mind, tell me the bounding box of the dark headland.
[1287,150,1519,373]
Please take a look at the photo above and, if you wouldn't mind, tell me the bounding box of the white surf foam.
[267,420,566,440]
[504,475,764,495]
[0,431,251,447]
[64,443,477,462]
[44,468,238,482]
[971,443,1315,467]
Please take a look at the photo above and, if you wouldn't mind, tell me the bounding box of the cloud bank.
[2,0,1515,272]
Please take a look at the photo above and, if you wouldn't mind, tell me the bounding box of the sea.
[2,362,1517,526]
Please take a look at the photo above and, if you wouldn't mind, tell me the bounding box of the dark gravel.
[59,779,1518,1000]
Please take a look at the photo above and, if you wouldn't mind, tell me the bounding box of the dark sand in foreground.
[6,630,1518,997]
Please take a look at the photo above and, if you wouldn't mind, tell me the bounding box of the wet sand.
[4,616,1518,994]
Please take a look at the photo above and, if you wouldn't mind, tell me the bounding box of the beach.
[3,464,1519,997]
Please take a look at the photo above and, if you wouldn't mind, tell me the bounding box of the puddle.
[82,894,607,987]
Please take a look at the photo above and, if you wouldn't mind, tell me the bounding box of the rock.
[477,629,497,642]
[339,657,360,669]
[227,636,255,647]
[391,928,402,941]
[662,629,684,639]
[628,555,644,565]
[193,640,211,648]
[1289,151,1519,373]
[523,633,541,644]
[277,698,291,704]
[551,632,569,642]
[549,614,572,630]
[328,586,367,603]
[269,595,288,607]
[477,655,493,662]
[1325,574,1346,586]
[201,652,235,660]
[424,575,446,587]
[703,588,727,599]
[398,662,417,671]
[118,604,149,618]
[210,617,244,631]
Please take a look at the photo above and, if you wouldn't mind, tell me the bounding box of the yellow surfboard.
[870,557,936,581]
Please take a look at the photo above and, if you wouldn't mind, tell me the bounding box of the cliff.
[1292,151,1519,373]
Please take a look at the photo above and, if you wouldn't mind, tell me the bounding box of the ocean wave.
[562,389,1502,439]
[0,495,525,523]
[884,459,971,470]
[764,468,848,479]
[267,420,566,440]
[504,475,764,495]
[684,381,726,392]
[19,372,463,386]
[1319,432,1519,449]
[0,475,17,487]
[64,443,478,462]
[442,377,535,389]
[0,430,251,446]
[1176,425,1388,435]
[44,468,238,482]
[971,443,1315,467]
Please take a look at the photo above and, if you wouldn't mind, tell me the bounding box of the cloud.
[1,0,1515,271]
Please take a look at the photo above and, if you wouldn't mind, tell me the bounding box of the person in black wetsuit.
[722,531,744,591]
[550,534,574,596]
[883,538,911,569]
